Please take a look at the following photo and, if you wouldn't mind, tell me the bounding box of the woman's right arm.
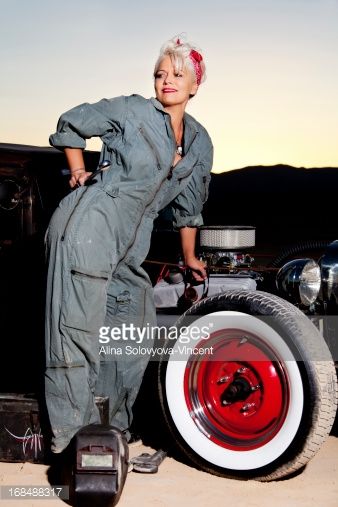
[64,147,93,188]
[49,96,128,187]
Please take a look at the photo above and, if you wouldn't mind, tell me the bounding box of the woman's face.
[154,55,198,108]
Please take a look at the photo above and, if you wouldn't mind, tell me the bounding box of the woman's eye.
[175,73,183,78]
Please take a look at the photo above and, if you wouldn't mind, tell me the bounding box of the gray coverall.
[45,94,213,452]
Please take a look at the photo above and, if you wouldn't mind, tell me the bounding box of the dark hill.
[204,164,338,246]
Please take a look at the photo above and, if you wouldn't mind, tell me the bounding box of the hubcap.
[183,329,290,451]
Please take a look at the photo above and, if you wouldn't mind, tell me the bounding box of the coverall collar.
[150,97,199,132]
[150,97,199,155]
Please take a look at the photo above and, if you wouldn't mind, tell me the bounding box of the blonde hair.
[154,34,206,85]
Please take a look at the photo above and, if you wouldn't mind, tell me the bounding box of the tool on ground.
[130,449,167,473]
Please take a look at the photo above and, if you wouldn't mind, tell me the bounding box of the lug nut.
[251,384,260,391]
[236,367,247,374]
[240,402,256,413]
[218,376,230,384]
[239,336,249,344]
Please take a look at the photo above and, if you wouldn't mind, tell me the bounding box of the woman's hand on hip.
[69,169,93,189]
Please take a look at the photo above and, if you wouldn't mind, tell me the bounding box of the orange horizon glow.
[1,1,338,173]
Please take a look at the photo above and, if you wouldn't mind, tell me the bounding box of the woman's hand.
[69,169,93,189]
[64,148,92,189]
[185,256,207,282]
[179,227,207,282]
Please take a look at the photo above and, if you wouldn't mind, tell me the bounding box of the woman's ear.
[189,82,199,99]
[190,82,199,97]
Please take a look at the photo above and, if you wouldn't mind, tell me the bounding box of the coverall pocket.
[199,170,211,203]
[106,290,131,317]
[116,291,131,315]
[62,267,110,332]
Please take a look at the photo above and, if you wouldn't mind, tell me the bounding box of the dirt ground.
[0,435,337,507]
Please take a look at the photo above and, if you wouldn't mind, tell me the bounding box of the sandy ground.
[0,436,337,507]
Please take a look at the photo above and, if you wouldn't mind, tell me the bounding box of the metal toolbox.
[0,393,109,463]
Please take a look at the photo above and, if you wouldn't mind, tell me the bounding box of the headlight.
[276,259,321,306]
[318,240,338,307]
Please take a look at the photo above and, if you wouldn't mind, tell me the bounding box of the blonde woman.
[46,35,213,453]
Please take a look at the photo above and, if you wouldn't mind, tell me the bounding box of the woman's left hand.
[185,256,207,282]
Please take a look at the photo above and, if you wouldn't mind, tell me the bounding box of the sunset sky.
[1,0,337,173]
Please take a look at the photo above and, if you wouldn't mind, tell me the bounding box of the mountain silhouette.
[203,164,338,246]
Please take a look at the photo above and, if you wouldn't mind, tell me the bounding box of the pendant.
[176,145,183,156]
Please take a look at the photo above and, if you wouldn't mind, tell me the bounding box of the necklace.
[175,122,184,157]
[176,145,183,156]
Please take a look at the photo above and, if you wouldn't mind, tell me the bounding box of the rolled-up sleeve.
[49,96,127,150]
[171,138,213,230]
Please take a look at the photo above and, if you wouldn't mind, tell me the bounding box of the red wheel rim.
[183,329,290,451]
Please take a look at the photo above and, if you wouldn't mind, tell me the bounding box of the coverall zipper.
[114,175,168,273]
[115,168,180,274]
[113,130,198,275]
[168,130,198,180]
[111,124,198,325]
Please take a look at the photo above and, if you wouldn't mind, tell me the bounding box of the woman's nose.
[163,73,173,84]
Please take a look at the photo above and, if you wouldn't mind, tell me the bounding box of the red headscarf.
[176,38,203,85]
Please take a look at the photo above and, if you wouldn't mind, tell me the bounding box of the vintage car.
[0,143,337,481]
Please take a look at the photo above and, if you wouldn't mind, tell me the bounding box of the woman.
[45,36,213,453]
